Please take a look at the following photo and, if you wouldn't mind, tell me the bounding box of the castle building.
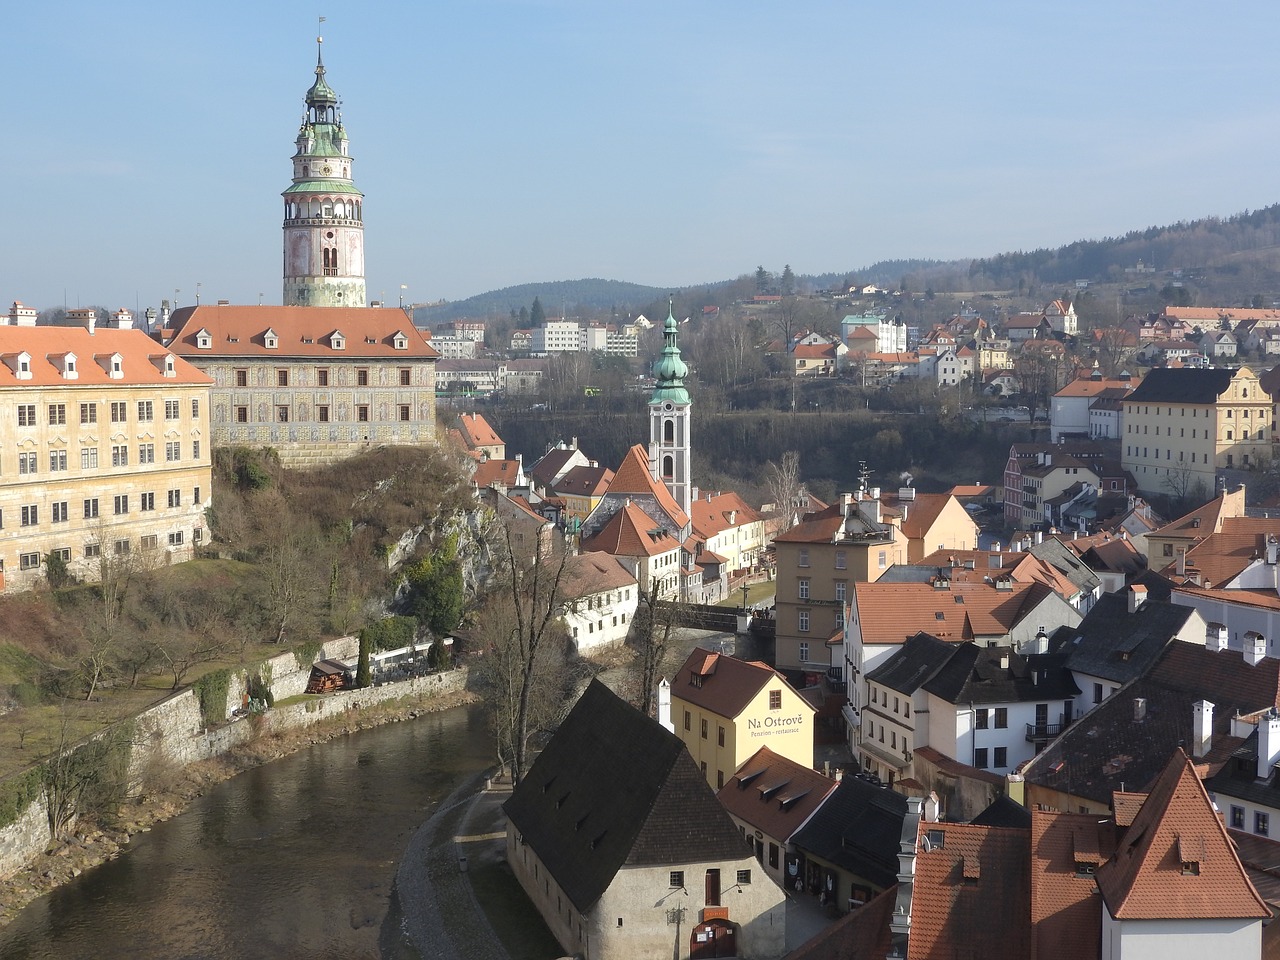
[0,309,212,590]
[647,305,692,519]
[282,38,366,308]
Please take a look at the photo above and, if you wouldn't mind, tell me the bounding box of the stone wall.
[0,661,467,880]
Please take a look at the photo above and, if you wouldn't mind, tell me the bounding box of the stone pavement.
[396,771,516,960]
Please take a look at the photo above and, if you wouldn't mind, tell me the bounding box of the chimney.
[998,650,1010,670]
[1246,633,1267,667]
[840,492,853,515]
[10,301,37,326]
[571,436,578,450]
[1258,709,1280,779]
[1192,700,1214,758]
[1133,698,1147,722]
[657,677,673,733]
[923,792,941,823]
[1176,549,1187,577]
[1035,530,1044,545]
[1206,623,1228,653]
[833,768,844,783]
[1127,585,1147,614]
[112,308,133,329]
[1268,536,1279,566]
[1033,630,1049,655]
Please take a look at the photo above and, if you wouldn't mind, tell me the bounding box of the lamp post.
[399,284,407,309]
[741,583,749,613]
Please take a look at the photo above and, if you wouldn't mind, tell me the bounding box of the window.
[140,535,158,551]
[165,442,180,462]
[139,443,155,464]
[236,406,248,423]
[798,548,809,567]
[113,495,128,515]
[194,486,201,504]
[235,369,248,387]
[83,498,99,519]
[1232,806,1246,829]
[191,398,199,418]
[399,404,411,422]
[276,406,289,423]
[193,528,203,544]
[1093,682,1103,704]
[976,709,989,730]
[1258,812,1270,837]
[48,403,66,425]
[81,448,98,470]
[114,539,130,556]
[317,368,330,386]
[718,725,725,747]
[995,707,1008,729]
[799,642,809,662]
[798,610,810,632]
[974,748,989,769]
[318,405,330,423]
[1075,861,1097,879]
[164,399,180,420]
[357,405,369,422]
[769,690,782,710]
[20,505,38,526]
[193,441,200,460]
[168,531,184,546]
[835,581,847,603]
[79,402,97,424]
[137,400,153,422]
[399,368,411,386]
[701,718,708,740]
[357,368,370,386]
[277,369,289,387]
[112,445,128,467]
[684,710,691,732]
[18,452,36,475]
[768,843,779,868]
[84,542,100,559]
[670,871,684,888]
[736,869,751,885]
[798,578,810,600]
[140,492,155,511]
[19,553,40,571]
[994,747,1007,768]
[835,549,847,570]
[51,502,68,523]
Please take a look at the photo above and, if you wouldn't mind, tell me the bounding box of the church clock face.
[323,164,332,175]
[663,402,673,412]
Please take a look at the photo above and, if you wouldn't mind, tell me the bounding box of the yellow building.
[669,647,816,790]
[1122,367,1269,499]
[0,316,212,590]
[160,304,438,468]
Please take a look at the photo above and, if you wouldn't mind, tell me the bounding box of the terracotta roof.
[1112,791,1146,827]
[785,884,895,960]
[456,412,503,450]
[671,647,803,721]
[1096,751,1269,920]
[165,304,439,359]
[1164,523,1280,586]
[1151,488,1246,540]
[946,484,994,498]
[553,464,613,497]
[909,821,1031,959]
[471,458,522,489]
[894,493,962,541]
[1054,375,1139,398]
[560,552,637,599]
[792,342,838,360]
[0,326,211,387]
[716,747,837,844]
[852,580,1058,646]
[581,502,679,558]
[606,444,690,529]
[1030,810,1114,960]
[690,491,761,539]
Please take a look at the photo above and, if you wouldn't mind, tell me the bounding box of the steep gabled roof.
[909,822,1031,959]
[1030,811,1113,959]
[528,445,580,487]
[503,680,747,913]
[582,502,679,558]
[1096,751,1269,920]
[672,647,803,721]
[716,747,837,844]
[553,464,614,497]
[456,412,503,450]
[606,444,689,529]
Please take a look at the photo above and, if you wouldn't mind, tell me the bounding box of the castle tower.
[282,37,366,307]
[648,303,692,517]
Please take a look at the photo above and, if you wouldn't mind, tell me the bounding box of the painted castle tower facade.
[647,305,693,518]
[282,40,367,307]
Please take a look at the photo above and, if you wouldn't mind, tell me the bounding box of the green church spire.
[650,300,690,405]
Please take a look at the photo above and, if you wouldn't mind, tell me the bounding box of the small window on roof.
[264,328,278,349]
[331,331,345,350]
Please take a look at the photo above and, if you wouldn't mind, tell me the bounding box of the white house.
[559,552,639,652]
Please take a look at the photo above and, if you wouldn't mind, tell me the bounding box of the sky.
[8,1,1280,314]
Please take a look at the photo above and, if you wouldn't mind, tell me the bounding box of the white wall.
[1101,912,1260,960]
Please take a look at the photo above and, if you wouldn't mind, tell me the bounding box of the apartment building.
[0,321,212,590]
[161,304,438,468]
[1122,366,1269,499]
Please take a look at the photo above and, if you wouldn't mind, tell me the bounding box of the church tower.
[282,38,366,307]
[648,303,692,517]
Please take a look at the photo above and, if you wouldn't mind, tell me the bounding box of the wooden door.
[704,868,721,906]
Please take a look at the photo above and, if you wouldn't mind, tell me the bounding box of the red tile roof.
[0,326,211,387]
[165,304,439,359]
[581,502,679,558]
[672,647,801,720]
[560,552,637,598]
[690,491,761,539]
[1030,811,1113,960]
[456,412,503,450]
[1096,750,1269,920]
[716,746,836,843]
[606,444,690,529]
[554,464,614,497]
[471,458,521,489]
[853,580,1056,646]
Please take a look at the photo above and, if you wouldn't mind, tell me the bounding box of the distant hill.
[418,202,1280,323]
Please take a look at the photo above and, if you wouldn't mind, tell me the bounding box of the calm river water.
[0,703,492,960]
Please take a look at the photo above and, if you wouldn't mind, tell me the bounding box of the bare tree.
[630,590,681,719]
[764,451,804,533]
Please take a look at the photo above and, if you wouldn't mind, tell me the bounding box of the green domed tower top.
[649,303,690,405]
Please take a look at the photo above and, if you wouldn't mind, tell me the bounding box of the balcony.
[1025,719,1068,742]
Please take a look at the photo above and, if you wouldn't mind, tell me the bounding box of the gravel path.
[395,772,512,960]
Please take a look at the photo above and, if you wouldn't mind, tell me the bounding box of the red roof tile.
[606,444,690,529]
[672,647,802,720]
[165,304,439,358]
[581,502,679,558]
[1030,811,1112,960]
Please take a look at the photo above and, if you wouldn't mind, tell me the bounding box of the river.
[0,703,493,960]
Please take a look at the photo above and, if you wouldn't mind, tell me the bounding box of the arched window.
[663,419,674,443]
[662,455,674,479]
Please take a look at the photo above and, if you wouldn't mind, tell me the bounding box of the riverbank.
[0,685,479,929]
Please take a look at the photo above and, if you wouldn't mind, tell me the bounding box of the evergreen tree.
[530,297,546,326]
[780,264,796,296]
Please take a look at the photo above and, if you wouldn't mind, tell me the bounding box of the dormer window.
[264,328,279,350]
[149,354,176,378]
[195,328,212,350]
[330,331,345,350]
[393,331,409,350]
[51,352,79,380]
[4,352,33,380]
[97,353,124,379]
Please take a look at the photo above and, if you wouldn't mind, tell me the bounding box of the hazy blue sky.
[8,1,1280,313]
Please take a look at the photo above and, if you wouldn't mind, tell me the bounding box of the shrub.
[193,668,233,725]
